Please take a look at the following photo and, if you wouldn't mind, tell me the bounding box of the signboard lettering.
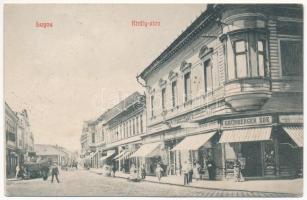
[222,116,272,128]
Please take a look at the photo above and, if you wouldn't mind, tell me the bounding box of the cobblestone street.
[6,170,299,197]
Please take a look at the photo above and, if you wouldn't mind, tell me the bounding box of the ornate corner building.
[137,4,303,180]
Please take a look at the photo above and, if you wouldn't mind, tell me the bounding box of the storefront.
[171,129,223,180]
[6,149,18,178]
[220,115,303,180]
[115,143,141,173]
[130,142,163,175]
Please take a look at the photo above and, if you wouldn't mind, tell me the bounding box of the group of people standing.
[182,160,216,185]
[15,162,61,183]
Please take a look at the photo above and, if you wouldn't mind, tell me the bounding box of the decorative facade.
[137,4,303,180]
[81,92,146,171]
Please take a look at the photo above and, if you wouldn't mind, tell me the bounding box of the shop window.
[184,72,191,102]
[223,30,268,81]
[171,81,177,107]
[264,141,276,170]
[280,40,303,77]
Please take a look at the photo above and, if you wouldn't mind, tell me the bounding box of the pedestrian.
[188,161,193,183]
[207,159,216,180]
[193,161,201,181]
[15,164,20,179]
[182,161,189,185]
[140,164,146,179]
[155,163,163,182]
[111,163,116,177]
[234,160,241,182]
[51,163,60,183]
[41,165,50,181]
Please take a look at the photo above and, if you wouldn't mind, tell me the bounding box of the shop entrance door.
[241,142,262,177]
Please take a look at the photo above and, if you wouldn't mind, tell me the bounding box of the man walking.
[183,161,189,185]
[51,163,60,183]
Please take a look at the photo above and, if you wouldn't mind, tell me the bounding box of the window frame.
[223,29,269,81]
[278,37,303,78]
[171,81,177,108]
[150,95,155,117]
[184,72,191,102]
[203,59,213,94]
[234,39,249,78]
[161,88,166,111]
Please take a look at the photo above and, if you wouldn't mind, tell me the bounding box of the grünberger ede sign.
[222,116,272,128]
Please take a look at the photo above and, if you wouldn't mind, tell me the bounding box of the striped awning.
[122,151,135,159]
[171,132,217,151]
[219,127,272,143]
[282,126,303,147]
[113,150,127,160]
[89,151,98,159]
[130,142,161,158]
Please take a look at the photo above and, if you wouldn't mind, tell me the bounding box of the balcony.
[224,77,271,111]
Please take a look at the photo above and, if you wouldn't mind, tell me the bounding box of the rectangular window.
[132,118,135,135]
[140,115,143,133]
[129,120,132,137]
[171,81,177,107]
[184,72,191,102]
[257,40,265,77]
[161,88,166,110]
[234,40,248,78]
[150,95,154,117]
[121,124,124,139]
[280,40,303,76]
[91,132,95,143]
[226,41,236,80]
[136,116,139,134]
[204,59,213,93]
[126,122,128,138]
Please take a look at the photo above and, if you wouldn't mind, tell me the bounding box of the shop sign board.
[279,115,303,124]
[222,116,272,128]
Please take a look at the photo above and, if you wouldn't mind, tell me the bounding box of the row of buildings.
[81,4,303,180]
[35,144,79,167]
[5,103,35,178]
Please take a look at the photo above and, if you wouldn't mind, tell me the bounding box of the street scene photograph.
[4,3,303,197]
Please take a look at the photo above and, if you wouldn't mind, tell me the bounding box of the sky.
[4,4,206,152]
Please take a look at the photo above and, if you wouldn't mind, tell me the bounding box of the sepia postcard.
[4,3,304,197]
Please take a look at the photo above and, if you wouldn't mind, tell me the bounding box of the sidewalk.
[89,169,302,195]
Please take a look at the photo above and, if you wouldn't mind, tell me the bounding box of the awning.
[130,142,161,158]
[100,150,116,161]
[122,151,135,159]
[89,151,98,159]
[282,126,303,147]
[171,132,217,151]
[219,127,272,143]
[113,150,127,160]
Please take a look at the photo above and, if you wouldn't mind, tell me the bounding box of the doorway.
[241,142,262,177]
